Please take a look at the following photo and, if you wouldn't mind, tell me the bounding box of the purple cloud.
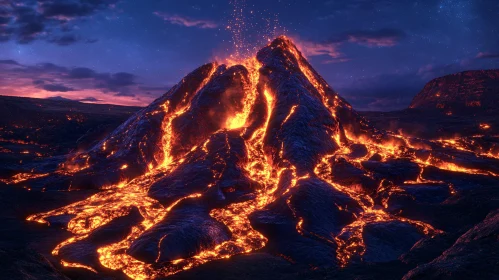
[154,12,218,29]
[476,52,499,59]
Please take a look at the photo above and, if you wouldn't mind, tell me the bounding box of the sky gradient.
[0,0,498,110]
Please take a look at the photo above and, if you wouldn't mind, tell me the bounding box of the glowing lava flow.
[159,66,218,169]
[433,138,499,160]
[150,86,278,277]
[0,171,49,184]
[283,40,445,266]
[25,67,219,277]
[0,153,92,185]
[23,60,282,279]
[100,86,278,279]
[314,157,442,266]
[285,41,343,146]
[226,57,262,130]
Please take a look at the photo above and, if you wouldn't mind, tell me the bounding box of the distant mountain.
[46,96,75,102]
[409,69,499,113]
[46,96,104,103]
[363,70,499,138]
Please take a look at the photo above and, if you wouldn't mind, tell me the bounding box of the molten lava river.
[5,37,499,279]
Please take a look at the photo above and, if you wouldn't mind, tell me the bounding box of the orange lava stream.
[226,57,262,130]
[159,66,218,169]
[61,260,98,273]
[24,68,219,277]
[141,85,278,277]
[284,44,445,266]
[326,130,499,265]
[24,61,284,279]
[314,156,442,266]
[345,131,498,177]
[1,154,92,185]
[282,105,298,126]
[286,42,342,146]
[0,172,50,184]
[26,172,166,274]
[99,84,278,278]
[433,138,499,160]
[415,155,498,177]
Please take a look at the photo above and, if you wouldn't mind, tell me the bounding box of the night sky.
[1,0,498,110]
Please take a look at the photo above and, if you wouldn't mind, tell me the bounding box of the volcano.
[4,37,499,279]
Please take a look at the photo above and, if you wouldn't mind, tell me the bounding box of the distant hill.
[0,95,141,165]
[0,95,141,118]
[409,69,499,113]
[362,70,499,138]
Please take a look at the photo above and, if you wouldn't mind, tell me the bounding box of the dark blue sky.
[0,0,498,110]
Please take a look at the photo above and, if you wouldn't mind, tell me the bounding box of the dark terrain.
[0,96,141,173]
[0,96,139,279]
[0,38,498,280]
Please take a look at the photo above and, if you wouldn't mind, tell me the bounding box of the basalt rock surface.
[403,210,499,280]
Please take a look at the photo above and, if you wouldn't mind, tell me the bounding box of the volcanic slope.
[4,37,499,279]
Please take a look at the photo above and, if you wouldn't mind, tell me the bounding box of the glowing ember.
[479,123,490,130]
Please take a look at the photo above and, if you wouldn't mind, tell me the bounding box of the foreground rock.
[403,210,499,279]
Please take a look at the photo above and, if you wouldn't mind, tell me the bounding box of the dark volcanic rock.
[65,63,217,190]
[249,185,339,266]
[348,144,369,158]
[148,131,256,206]
[250,205,338,266]
[400,184,451,204]
[363,70,499,138]
[87,207,144,245]
[422,166,499,190]
[257,38,340,174]
[45,214,75,229]
[403,210,499,280]
[128,202,231,263]
[362,221,425,263]
[59,240,99,268]
[289,178,363,236]
[166,253,298,280]
[368,153,383,161]
[400,233,459,266]
[330,157,379,194]
[362,159,420,185]
[0,248,69,280]
[381,183,452,215]
[59,208,143,268]
[384,178,499,234]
